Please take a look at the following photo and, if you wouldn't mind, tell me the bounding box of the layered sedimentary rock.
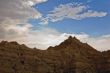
[0,36,109,73]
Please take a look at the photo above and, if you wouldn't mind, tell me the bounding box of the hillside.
[0,36,109,73]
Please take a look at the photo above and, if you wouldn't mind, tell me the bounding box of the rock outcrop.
[0,36,109,73]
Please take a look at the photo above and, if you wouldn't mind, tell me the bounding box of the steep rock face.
[100,51,110,73]
[0,36,109,73]
[47,36,101,73]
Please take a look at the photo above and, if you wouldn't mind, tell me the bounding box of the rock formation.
[0,36,109,73]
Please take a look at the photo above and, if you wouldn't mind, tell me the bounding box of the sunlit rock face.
[0,36,109,73]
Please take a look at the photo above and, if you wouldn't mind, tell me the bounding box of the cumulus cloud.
[0,20,109,51]
[4,27,109,51]
[0,0,48,22]
[0,0,47,42]
[40,3,107,25]
[0,1,109,51]
[0,18,33,40]
[3,28,62,50]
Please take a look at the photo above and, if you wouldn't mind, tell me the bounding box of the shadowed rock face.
[0,36,109,73]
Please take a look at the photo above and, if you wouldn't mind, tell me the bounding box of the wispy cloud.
[27,0,48,6]
[40,3,107,25]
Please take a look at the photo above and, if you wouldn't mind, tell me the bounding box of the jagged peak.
[47,36,99,52]
[0,41,20,46]
[10,41,19,45]
[61,36,81,45]
[0,40,9,45]
[67,36,80,42]
[68,36,73,40]
[47,36,82,50]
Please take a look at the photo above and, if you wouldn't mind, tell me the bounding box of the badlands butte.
[0,36,110,73]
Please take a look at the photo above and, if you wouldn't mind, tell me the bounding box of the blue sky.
[0,0,110,51]
[29,0,110,36]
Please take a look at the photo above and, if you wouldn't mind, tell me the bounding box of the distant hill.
[0,36,110,73]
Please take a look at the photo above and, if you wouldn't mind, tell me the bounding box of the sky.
[0,0,110,51]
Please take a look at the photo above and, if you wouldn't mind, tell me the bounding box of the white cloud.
[40,3,107,25]
[77,10,107,19]
[0,20,109,51]
[0,0,48,41]
[86,35,110,51]
[26,0,48,6]
[34,0,48,4]
[2,26,109,51]
[0,0,48,31]
[0,0,43,22]
[58,33,110,51]
[0,18,33,39]
[0,1,109,51]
